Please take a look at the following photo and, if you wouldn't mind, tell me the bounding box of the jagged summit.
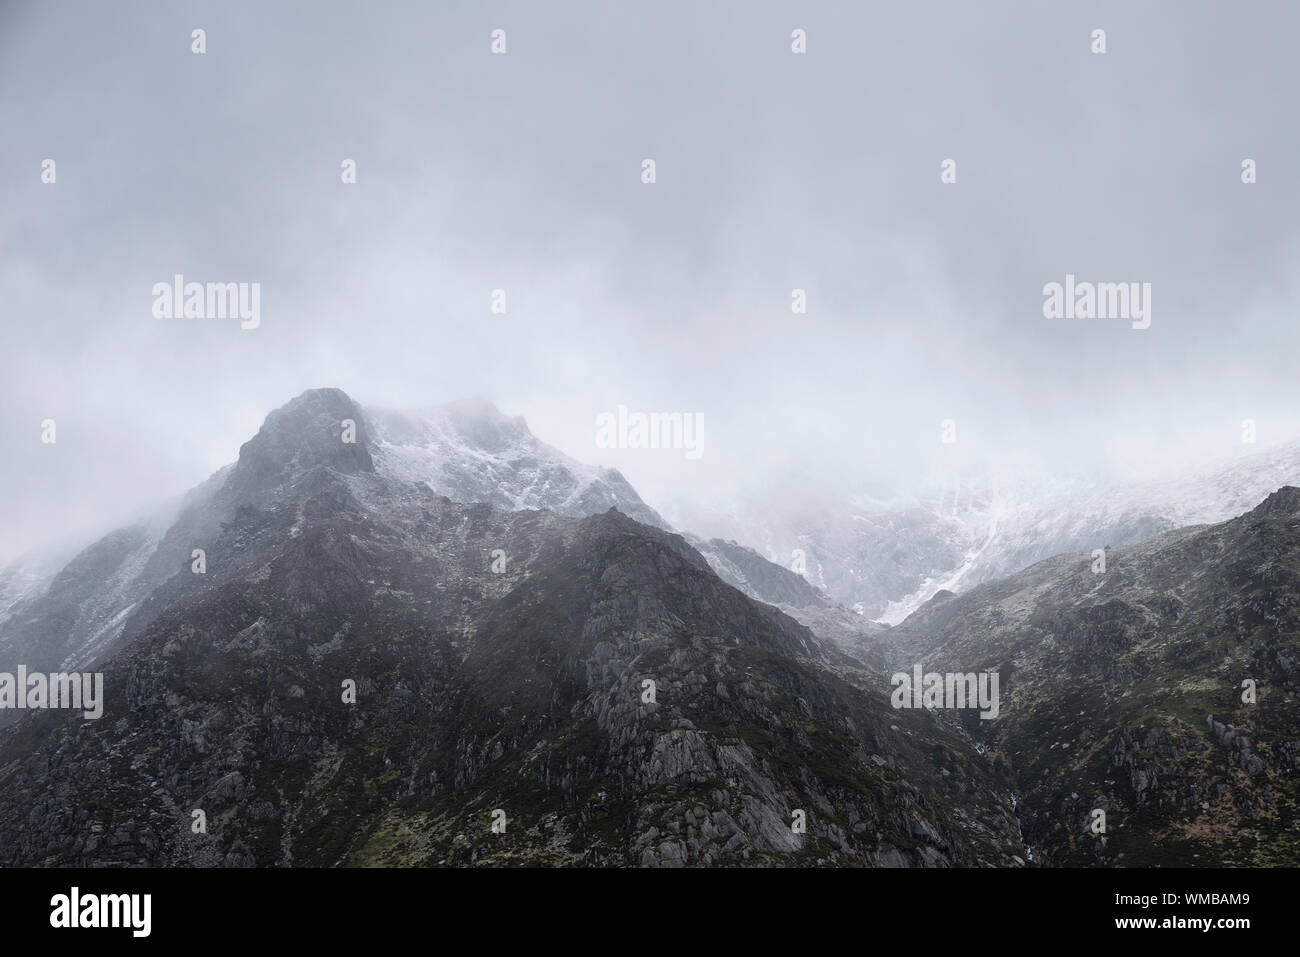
[0,387,671,673]
[209,387,663,529]
[227,388,374,498]
[0,387,858,679]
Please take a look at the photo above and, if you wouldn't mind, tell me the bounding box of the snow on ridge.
[364,401,654,522]
[686,437,1300,626]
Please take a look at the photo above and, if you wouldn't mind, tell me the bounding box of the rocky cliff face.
[0,388,1024,867]
[888,487,1300,866]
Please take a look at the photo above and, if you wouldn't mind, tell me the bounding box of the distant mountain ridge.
[677,441,1300,623]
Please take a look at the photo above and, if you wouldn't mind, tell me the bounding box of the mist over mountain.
[6,1,1300,574]
[677,441,1300,623]
[2,386,1297,868]
[3,1,1300,883]
[0,388,1021,866]
[0,389,869,676]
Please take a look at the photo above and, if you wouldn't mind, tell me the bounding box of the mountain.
[887,486,1300,866]
[0,388,1025,866]
[1,392,855,677]
[679,442,1300,623]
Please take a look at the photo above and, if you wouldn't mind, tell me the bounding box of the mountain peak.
[227,387,374,497]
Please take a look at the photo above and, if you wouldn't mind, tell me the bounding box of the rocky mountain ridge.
[0,388,1023,867]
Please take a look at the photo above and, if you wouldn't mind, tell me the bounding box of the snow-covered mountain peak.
[364,399,668,528]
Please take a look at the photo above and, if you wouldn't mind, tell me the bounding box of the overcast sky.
[2,0,1299,561]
